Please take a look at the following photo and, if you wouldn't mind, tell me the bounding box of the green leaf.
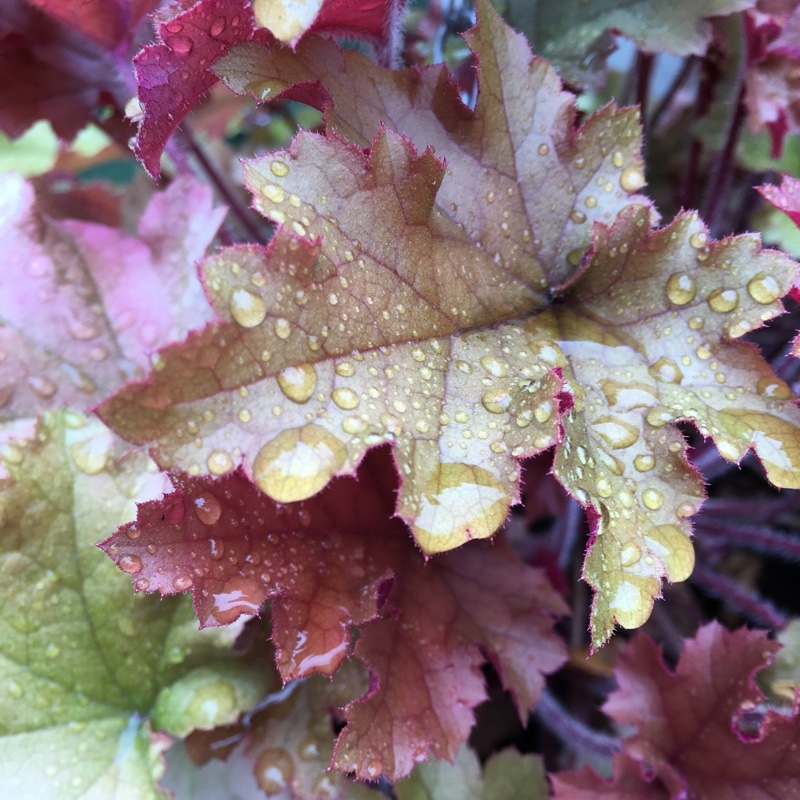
[506,0,753,87]
[395,745,548,800]
[0,411,273,799]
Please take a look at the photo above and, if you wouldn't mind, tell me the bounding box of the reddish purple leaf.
[100,447,567,781]
[551,753,675,800]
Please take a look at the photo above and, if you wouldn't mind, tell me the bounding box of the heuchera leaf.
[506,0,754,88]
[556,623,800,799]
[758,174,800,304]
[0,411,272,799]
[551,753,674,799]
[99,447,568,781]
[100,1,800,647]
[0,0,132,141]
[0,173,224,419]
[395,745,548,800]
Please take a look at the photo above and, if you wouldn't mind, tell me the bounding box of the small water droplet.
[173,575,194,591]
[274,318,291,338]
[168,35,192,54]
[620,166,644,192]
[332,387,360,410]
[210,17,226,36]
[194,493,222,525]
[538,143,550,156]
[335,361,355,377]
[44,642,61,659]
[612,150,625,168]
[479,355,507,378]
[634,454,655,472]
[207,449,234,476]
[620,543,642,567]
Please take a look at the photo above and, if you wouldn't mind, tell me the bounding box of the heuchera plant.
[5,0,800,797]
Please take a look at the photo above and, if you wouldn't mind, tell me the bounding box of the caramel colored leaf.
[101,0,646,553]
[540,206,800,648]
[99,447,568,781]
[0,411,271,799]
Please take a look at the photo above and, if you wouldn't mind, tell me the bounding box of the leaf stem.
[699,520,800,561]
[176,121,269,245]
[536,687,621,759]
[635,52,653,142]
[649,56,696,132]
[690,562,788,629]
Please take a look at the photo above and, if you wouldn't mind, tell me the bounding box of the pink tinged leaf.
[601,623,800,798]
[133,0,261,179]
[100,447,568,782]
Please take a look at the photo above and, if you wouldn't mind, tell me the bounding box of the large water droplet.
[620,542,642,567]
[620,166,644,192]
[481,387,512,414]
[665,273,696,305]
[253,425,346,503]
[648,356,684,384]
[594,416,639,449]
[642,488,664,510]
[168,35,192,54]
[270,161,289,177]
[277,364,317,404]
[633,454,655,472]
[230,288,266,327]
[412,463,508,553]
[707,288,738,313]
[210,576,263,624]
[119,554,143,574]
[747,272,781,304]
[332,387,360,410]
[207,449,234,476]
[479,356,507,378]
[69,427,112,475]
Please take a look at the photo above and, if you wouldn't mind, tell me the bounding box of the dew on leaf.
[342,416,364,434]
[173,575,194,591]
[274,318,291,339]
[642,488,665,510]
[256,748,295,794]
[252,425,347,502]
[335,360,355,377]
[648,356,684,384]
[118,554,143,574]
[619,543,642,567]
[68,428,112,475]
[747,273,782,304]
[193,493,222,525]
[207,449,234,475]
[707,288,739,313]
[757,377,792,399]
[44,643,61,659]
[332,387,359,410]
[277,364,317,404]
[411,463,508,553]
[481,387,512,414]
[230,288,267,328]
[270,161,290,177]
[593,416,639,449]
[619,167,645,192]
[665,273,696,305]
[634,454,656,472]
[29,376,57,398]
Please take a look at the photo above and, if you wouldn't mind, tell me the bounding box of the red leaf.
[0,0,131,140]
[551,753,675,800]
[133,0,261,179]
[597,623,800,798]
[758,175,800,302]
[99,447,567,781]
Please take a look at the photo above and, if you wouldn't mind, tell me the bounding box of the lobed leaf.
[565,623,800,798]
[99,447,568,781]
[0,411,272,799]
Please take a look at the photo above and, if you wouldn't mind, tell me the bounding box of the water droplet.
[620,167,644,192]
[119,554,142,574]
[168,35,192,54]
[648,356,683,384]
[757,376,792,399]
[210,17,226,36]
[253,425,346,503]
[335,361,355,377]
[277,364,317,404]
[707,288,738,313]
[479,356,507,378]
[256,748,295,794]
[570,210,587,224]
[665,273,696,305]
[44,642,60,659]
[620,543,642,567]
[69,427,112,474]
[747,272,781,304]
[332,387,360,410]
[207,449,234,476]
[634,454,655,472]
[342,416,364,434]
[612,150,625,168]
[596,478,612,497]
[412,464,507,552]
[454,410,469,424]
[594,416,639,449]
[689,231,708,249]
[415,419,429,433]
[238,408,252,423]
[538,143,550,156]
[7,679,23,698]
[455,360,472,374]
[299,737,319,761]
[645,408,672,428]
[642,488,664,510]
[534,401,553,423]
[411,348,425,362]
[194,493,221,525]
[274,318,291,339]
[230,288,266,327]
[28,376,57,398]
[270,161,289,177]
[173,575,193,591]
